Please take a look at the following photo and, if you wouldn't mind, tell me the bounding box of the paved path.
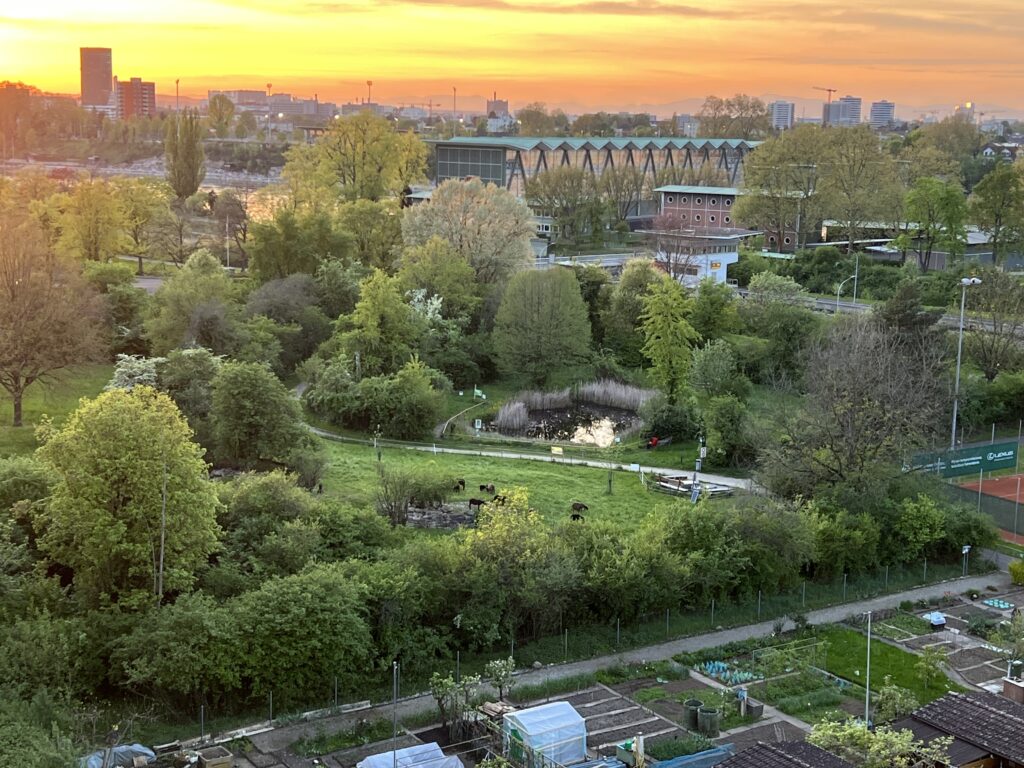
[246,571,1008,754]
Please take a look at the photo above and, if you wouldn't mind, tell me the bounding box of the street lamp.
[864,611,872,723]
[836,274,856,312]
[951,277,982,449]
[962,544,972,577]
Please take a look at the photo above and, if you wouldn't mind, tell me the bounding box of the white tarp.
[358,742,464,768]
[504,701,587,767]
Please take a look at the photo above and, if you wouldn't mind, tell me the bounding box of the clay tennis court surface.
[959,473,1024,545]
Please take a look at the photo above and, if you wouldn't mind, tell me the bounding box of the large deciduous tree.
[492,269,592,386]
[970,162,1024,264]
[165,109,206,201]
[248,208,354,282]
[282,112,426,202]
[0,213,105,426]
[808,720,950,768]
[696,94,770,139]
[964,268,1024,380]
[35,386,220,610]
[336,199,404,270]
[402,179,534,285]
[599,165,646,224]
[207,94,235,138]
[897,176,967,272]
[602,259,659,368]
[525,166,602,243]
[55,178,130,262]
[113,177,172,275]
[340,269,421,377]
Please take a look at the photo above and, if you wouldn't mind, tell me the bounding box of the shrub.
[640,393,699,440]
[1010,559,1024,586]
[646,734,714,761]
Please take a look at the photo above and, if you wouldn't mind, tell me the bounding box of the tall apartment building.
[768,101,795,130]
[115,77,156,119]
[80,47,112,108]
[869,100,896,129]
[822,101,842,126]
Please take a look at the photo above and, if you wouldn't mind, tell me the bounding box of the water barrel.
[698,706,721,737]
[683,698,704,730]
[746,699,764,719]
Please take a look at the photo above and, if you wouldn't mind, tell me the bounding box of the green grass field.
[319,437,695,528]
[819,626,963,703]
[0,364,113,457]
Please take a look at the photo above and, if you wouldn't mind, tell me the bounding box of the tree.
[602,259,659,368]
[760,318,946,497]
[599,165,646,223]
[516,103,567,136]
[873,281,942,343]
[484,656,516,700]
[398,236,481,322]
[915,645,948,693]
[526,167,602,242]
[207,94,235,138]
[145,249,239,355]
[696,94,770,139]
[402,179,534,284]
[691,339,748,400]
[55,178,129,262]
[808,720,950,768]
[641,276,699,403]
[340,270,421,377]
[283,112,426,202]
[0,213,105,426]
[249,208,354,282]
[988,610,1024,674]
[970,162,1024,264]
[235,111,257,140]
[492,270,592,386]
[873,676,918,723]
[157,347,222,446]
[746,271,802,304]
[113,178,172,275]
[337,199,404,270]
[648,211,704,281]
[209,361,307,467]
[690,279,741,341]
[35,386,220,610]
[165,109,206,201]
[896,176,967,272]
[213,189,251,267]
[964,269,1024,380]
[819,127,900,252]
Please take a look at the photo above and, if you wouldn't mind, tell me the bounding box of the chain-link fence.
[945,483,1022,538]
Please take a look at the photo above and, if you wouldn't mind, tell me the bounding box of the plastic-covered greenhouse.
[358,743,465,768]
[503,702,587,768]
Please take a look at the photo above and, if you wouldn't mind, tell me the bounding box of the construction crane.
[813,86,837,104]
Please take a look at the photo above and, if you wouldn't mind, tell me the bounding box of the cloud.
[304,0,740,17]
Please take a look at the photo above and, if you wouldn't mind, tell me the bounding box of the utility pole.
[225,216,231,269]
[367,80,373,105]
[864,611,872,723]
[175,79,180,112]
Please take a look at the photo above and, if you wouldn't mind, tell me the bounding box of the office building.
[769,101,795,130]
[869,100,896,129]
[80,47,112,108]
[837,95,862,125]
[822,101,842,126]
[115,77,156,119]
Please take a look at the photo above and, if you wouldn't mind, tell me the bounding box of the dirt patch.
[942,605,1001,621]
[947,647,1004,670]
[663,679,711,695]
[646,699,689,726]
[838,698,864,716]
[611,678,660,696]
[904,636,953,652]
[960,665,1007,685]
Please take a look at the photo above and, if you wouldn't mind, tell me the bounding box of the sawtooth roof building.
[430,136,760,197]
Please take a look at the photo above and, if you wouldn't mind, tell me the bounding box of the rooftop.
[716,742,853,768]
[430,137,761,151]
[655,185,741,196]
[638,226,761,241]
[899,690,1024,764]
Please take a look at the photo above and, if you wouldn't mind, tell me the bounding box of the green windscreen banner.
[909,441,1018,478]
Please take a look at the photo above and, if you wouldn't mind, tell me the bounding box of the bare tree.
[647,211,703,281]
[760,317,947,496]
[0,213,105,426]
[964,269,1024,379]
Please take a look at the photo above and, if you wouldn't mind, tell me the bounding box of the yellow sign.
[711,261,722,269]
[551,446,564,456]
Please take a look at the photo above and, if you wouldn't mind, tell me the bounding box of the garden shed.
[504,701,588,767]
[358,743,464,768]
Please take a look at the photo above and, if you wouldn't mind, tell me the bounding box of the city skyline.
[2,1,1023,118]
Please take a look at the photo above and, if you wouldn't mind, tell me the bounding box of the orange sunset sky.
[2,1,1022,118]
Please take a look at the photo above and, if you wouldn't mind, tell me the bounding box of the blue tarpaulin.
[652,745,736,768]
[79,744,155,768]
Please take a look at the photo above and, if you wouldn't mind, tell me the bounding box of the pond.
[491,405,642,448]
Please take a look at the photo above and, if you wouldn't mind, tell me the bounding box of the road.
[245,570,1009,754]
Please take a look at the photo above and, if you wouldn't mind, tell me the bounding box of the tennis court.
[958,473,1024,545]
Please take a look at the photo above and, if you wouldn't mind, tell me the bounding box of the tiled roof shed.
[715,742,853,768]
[908,690,1024,765]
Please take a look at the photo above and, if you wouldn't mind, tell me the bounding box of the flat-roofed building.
[115,77,156,119]
[80,47,112,108]
[869,100,896,129]
[431,136,759,197]
[769,101,795,130]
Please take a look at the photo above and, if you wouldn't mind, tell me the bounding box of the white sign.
[700,446,707,459]
[474,418,482,430]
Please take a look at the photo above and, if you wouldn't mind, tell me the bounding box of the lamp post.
[951,277,982,450]
[836,274,856,313]
[864,611,872,723]
[851,251,861,305]
[962,544,972,577]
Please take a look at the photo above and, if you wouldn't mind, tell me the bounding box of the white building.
[869,100,896,130]
[769,101,795,130]
[837,95,862,126]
